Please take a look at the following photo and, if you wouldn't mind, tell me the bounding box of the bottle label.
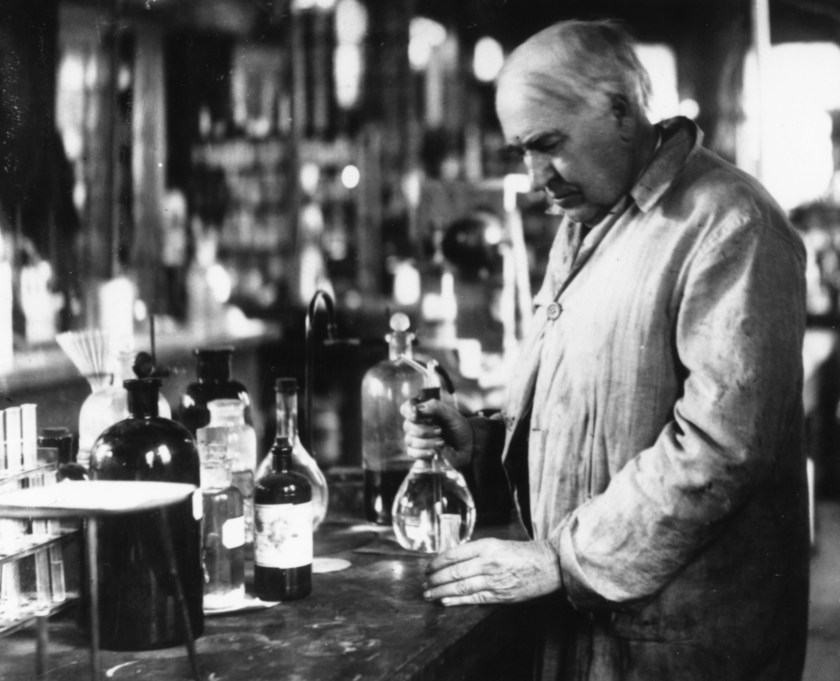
[222,515,246,549]
[254,502,312,568]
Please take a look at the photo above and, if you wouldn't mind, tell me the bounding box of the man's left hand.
[422,538,562,606]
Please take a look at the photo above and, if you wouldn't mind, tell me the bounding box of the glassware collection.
[1,314,482,648]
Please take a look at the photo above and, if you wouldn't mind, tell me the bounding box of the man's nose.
[526,152,556,191]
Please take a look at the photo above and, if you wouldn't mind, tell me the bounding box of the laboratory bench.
[0,513,540,681]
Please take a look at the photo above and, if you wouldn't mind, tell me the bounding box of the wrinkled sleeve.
[550,207,806,609]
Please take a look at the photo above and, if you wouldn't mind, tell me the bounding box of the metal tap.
[304,289,338,453]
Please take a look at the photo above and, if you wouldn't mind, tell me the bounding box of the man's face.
[496,76,640,225]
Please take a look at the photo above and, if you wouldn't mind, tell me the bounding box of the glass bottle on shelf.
[254,436,312,601]
[198,433,246,610]
[255,378,328,530]
[360,312,424,525]
[89,378,203,651]
[179,346,251,438]
[77,350,171,469]
[199,399,257,544]
[391,361,476,554]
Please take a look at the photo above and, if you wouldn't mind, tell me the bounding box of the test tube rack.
[0,406,80,636]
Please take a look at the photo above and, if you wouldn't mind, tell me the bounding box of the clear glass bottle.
[199,435,246,610]
[89,378,203,650]
[254,436,312,601]
[255,378,328,530]
[360,312,425,524]
[179,346,251,438]
[77,350,171,469]
[200,399,257,544]
[391,385,476,554]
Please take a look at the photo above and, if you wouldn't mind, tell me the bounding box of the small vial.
[199,441,245,609]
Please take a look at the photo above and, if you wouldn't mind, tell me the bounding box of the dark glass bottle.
[254,436,312,601]
[89,378,204,651]
[179,346,251,438]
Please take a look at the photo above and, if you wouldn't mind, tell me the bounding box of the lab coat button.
[547,302,563,320]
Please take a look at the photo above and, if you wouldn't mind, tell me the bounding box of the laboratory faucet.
[304,289,339,454]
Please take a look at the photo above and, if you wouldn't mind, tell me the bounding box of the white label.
[192,490,204,521]
[222,515,245,549]
[254,502,312,569]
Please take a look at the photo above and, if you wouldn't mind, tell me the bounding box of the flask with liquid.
[254,436,312,601]
[180,347,251,438]
[89,378,203,650]
[255,378,328,530]
[391,360,476,554]
[360,312,424,524]
[198,433,246,610]
[200,399,257,543]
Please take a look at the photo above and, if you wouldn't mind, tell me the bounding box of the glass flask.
[199,399,257,543]
[391,382,476,554]
[89,378,203,651]
[255,378,328,530]
[180,346,251,438]
[78,350,171,468]
[198,436,246,610]
[360,312,425,525]
[254,436,312,601]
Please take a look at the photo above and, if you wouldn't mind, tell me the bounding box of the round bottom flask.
[392,453,475,554]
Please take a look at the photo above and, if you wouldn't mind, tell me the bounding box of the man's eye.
[530,137,563,154]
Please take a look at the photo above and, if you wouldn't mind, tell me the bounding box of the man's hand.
[422,538,562,606]
[401,397,473,469]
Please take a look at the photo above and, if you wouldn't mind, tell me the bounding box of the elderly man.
[404,19,810,681]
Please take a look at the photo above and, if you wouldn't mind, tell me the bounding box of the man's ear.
[610,94,634,141]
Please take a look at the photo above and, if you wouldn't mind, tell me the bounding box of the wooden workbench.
[0,517,540,681]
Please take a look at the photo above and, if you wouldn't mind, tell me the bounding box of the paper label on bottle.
[193,490,204,521]
[254,502,312,568]
[221,515,246,549]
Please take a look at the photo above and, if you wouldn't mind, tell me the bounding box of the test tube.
[21,404,37,471]
[27,473,52,607]
[48,545,66,603]
[0,519,25,623]
[5,406,22,471]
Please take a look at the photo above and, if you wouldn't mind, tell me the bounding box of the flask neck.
[114,351,134,384]
[271,437,294,471]
[125,378,161,418]
[274,387,299,445]
[387,331,415,361]
[196,349,233,383]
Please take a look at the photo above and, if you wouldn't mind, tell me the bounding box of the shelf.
[0,463,59,493]
[0,528,80,567]
[0,593,80,637]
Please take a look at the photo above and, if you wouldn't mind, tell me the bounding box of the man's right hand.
[400,398,473,469]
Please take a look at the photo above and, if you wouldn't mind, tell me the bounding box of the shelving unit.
[190,135,297,312]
